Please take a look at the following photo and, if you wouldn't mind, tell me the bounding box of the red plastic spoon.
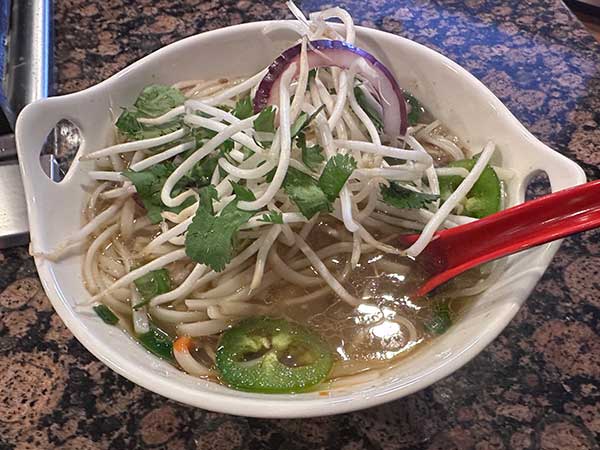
[397,179,600,297]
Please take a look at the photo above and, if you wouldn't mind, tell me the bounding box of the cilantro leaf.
[290,112,309,138]
[297,133,325,171]
[265,168,276,183]
[123,162,195,223]
[188,155,219,187]
[424,303,452,335]
[254,106,276,133]
[283,167,331,219]
[354,86,383,131]
[290,105,325,138]
[93,304,119,325]
[191,127,234,155]
[233,96,253,120]
[258,212,284,224]
[380,182,439,209]
[318,154,357,202]
[134,85,185,118]
[185,200,255,272]
[116,109,181,141]
[133,269,171,309]
[404,92,425,125]
[230,181,256,201]
[198,185,219,214]
[115,84,184,141]
[302,145,325,171]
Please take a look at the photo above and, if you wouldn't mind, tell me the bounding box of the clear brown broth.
[153,218,483,382]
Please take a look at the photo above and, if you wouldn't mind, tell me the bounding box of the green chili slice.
[439,158,501,218]
[215,317,333,393]
[138,324,174,362]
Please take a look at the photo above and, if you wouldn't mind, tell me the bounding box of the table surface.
[1,1,599,449]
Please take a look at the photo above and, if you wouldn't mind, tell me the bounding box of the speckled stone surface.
[1,0,599,449]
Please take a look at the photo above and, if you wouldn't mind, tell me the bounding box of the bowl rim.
[16,20,586,418]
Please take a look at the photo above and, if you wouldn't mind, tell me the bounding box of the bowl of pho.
[15,2,585,417]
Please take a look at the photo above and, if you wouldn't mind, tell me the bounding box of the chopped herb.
[115,85,185,141]
[297,133,325,171]
[258,212,284,224]
[115,109,181,141]
[134,85,185,118]
[424,303,452,335]
[133,269,171,309]
[404,92,425,125]
[308,68,317,82]
[233,96,254,120]
[198,185,219,214]
[254,106,276,133]
[381,182,439,209]
[191,127,234,155]
[354,86,383,131]
[265,168,276,183]
[123,162,195,223]
[139,324,174,361]
[93,304,119,325]
[188,155,219,187]
[318,154,357,202]
[283,167,332,219]
[290,112,309,138]
[185,189,256,271]
[230,181,255,201]
[291,105,325,138]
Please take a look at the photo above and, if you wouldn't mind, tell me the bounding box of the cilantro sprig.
[123,163,195,223]
[281,154,357,219]
[233,96,254,120]
[282,167,332,219]
[116,85,185,140]
[185,185,256,272]
[318,154,357,202]
[297,132,325,172]
[381,182,439,209]
[254,106,276,133]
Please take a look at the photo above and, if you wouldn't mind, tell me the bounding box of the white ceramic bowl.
[15,21,585,418]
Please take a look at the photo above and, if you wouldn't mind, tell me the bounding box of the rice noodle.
[237,64,296,211]
[176,319,231,337]
[82,128,187,160]
[294,234,360,306]
[173,340,212,376]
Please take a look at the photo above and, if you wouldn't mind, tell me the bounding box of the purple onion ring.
[253,40,408,137]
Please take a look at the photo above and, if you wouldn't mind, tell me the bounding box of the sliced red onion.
[253,40,408,137]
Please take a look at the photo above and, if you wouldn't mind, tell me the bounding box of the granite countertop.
[1,0,599,448]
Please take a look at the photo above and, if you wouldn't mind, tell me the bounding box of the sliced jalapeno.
[215,317,333,393]
[439,158,501,218]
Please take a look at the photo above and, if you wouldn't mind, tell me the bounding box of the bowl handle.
[520,141,587,198]
[15,91,110,253]
[15,90,111,187]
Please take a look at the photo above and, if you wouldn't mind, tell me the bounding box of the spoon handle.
[404,179,600,296]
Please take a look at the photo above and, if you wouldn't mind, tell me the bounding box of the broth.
[102,216,482,387]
